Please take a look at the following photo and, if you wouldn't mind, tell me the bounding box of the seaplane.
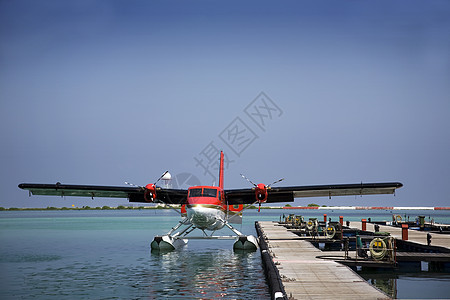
[19,151,402,251]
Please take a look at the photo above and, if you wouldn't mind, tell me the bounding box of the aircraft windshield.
[203,188,217,197]
[189,188,202,197]
[188,188,218,198]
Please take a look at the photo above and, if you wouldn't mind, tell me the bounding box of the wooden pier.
[257,221,390,300]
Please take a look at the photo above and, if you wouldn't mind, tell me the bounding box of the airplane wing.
[18,183,188,204]
[224,182,403,205]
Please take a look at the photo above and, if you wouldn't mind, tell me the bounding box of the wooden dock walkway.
[257,221,390,300]
[348,221,450,250]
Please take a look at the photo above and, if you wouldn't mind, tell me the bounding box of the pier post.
[402,223,408,240]
[418,215,425,231]
[361,219,367,231]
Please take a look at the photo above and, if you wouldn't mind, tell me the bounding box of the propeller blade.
[154,170,169,185]
[125,181,141,188]
[240,174,257,187]
[267,178,285,187]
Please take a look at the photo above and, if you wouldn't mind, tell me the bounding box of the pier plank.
[258,221,390,300]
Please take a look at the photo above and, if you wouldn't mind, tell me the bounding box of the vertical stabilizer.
[219,151,224,189]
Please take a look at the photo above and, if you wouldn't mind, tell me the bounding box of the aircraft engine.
[240,174,284,212]
[144,183,157,202]
[255,183,268,203]
[143,171,170,202]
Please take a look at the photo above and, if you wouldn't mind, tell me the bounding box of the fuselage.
[186,186,226,231]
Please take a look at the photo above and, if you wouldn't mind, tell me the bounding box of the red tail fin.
[219,151,224,189]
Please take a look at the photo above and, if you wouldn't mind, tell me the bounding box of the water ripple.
[12,249,269,299]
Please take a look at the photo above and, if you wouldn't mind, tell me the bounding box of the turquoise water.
[1,209,449,299]
[0,210,269,299]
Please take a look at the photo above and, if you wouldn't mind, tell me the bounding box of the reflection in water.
[360,271,450,299]
[14,248,268,299]
[147,247,269,299]
[365,274,397,299]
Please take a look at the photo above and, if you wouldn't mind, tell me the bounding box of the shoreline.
[1,206,449,211]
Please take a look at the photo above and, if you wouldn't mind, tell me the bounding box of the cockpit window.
[203,188,218,198]
[189,188,202,197]
[188,188,218,198]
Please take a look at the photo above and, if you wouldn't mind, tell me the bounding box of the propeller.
[240,174,257,187]
[240,174,284,187]
[124,182,141,188]
[125,170,170,202]
[240,174,285,212]
[154,170,170,186]
[268,177,285,187]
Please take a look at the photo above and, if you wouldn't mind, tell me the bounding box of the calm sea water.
[1,209,449,299]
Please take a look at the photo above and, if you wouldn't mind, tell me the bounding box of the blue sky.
[1,1,449,208]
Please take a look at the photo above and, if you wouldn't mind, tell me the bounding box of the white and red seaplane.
[19,151,402,251]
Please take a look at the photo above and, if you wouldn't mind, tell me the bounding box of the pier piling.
[402,223,408,240]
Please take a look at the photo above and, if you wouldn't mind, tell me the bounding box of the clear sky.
[1,1,449,208]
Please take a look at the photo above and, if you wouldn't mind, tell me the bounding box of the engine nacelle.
[255,183,268,203]
[144,183,157,202]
